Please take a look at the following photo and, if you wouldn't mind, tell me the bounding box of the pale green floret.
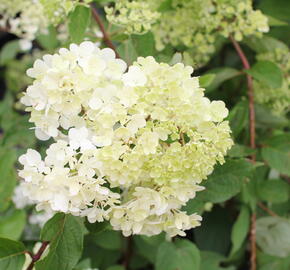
[105,0,269,66]
[153,0,269,66]
[105,0,160,35]
[254,48,290,115]
[40,0,92,25]
[0,0,92,41]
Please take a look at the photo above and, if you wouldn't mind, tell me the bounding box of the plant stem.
[250,213,257,270]
[90,4,120,58]
[229,35,257,270]
[229,36,256,154]
[26,241,49,270]
[123,236,133,270]
[258,202,277,217]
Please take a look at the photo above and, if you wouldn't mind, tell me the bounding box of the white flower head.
[20,51,233,237]
[68,127,95,151]
[122,66,147,87]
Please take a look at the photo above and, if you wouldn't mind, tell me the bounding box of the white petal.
[100,48,115,60]
[122,66,147,87]
[88,97,103,110]
[35,129,50,141]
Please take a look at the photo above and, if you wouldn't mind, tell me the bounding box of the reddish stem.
[90,4,120,58]
[26,241,49,270]
[258,202,277,217]
[229,35,256,270]
[250,213,257,270]
[229,36,256,155]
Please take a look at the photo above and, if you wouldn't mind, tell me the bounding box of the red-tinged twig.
[90,4,120,58]
[229,35,257,270]
[281,174,290,184]
[229,36,256,158]
[250,213,257,270]
[258,202,278,217]
[26,241,49,270]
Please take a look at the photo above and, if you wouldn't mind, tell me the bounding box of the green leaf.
[117,39,138,65]
[0,238,26,270]
[240,166,267,211]
[200,251,235,270]
[5,57,33,93]
[0,148,17,211]
[132,32,155,57]
[129,253,148,269]
[69,5,91,43]
[245,61,283,88]
[155,240,200,270]
[106,266,125,270]
[230,206,250,256]
[255,104,289,128]
[258,0,290,22]
[158,0,173,12]
[0,41,21,65]
[93,230,122,250]
[227,144,255,158]
[199,74,216,88]
[155,242,177,270]
[206,68,241,92]
[228,100,249,138]
[83,237,121,269]
[267,15,289,26]
[258,179,289,203]
[140,233,165,246]
[244,36,288,53]
[182,195,205,215]
[241,180,258,212]
[194,207,232,255]
[257,251,290,270]
[134,235,164,263]
[199,159,253,203]
[256,217,290,258]
[0,210,26,240]
[36,26,59,50]
[261,134,290,176]
[74,258,92,270]
[35,213,84,270]
[175,239,200,270]
[85,220,109,235]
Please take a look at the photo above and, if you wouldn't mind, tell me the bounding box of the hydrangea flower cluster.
[19,41,233,236]
[0,0,91,44]
[40,0,92,25]
[20,42,128,140]
[105,0,268,66]
[155,0,268,65]
[254,48,290,116]
[0,0,48,42]
[13,185,53,227]
[105,0,160,35]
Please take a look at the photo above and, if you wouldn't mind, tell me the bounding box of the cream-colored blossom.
[21,42,127,140]
[0,0,48,41]
[0,0,92,41]
[18,140,120,222]
[19,45,233,236]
